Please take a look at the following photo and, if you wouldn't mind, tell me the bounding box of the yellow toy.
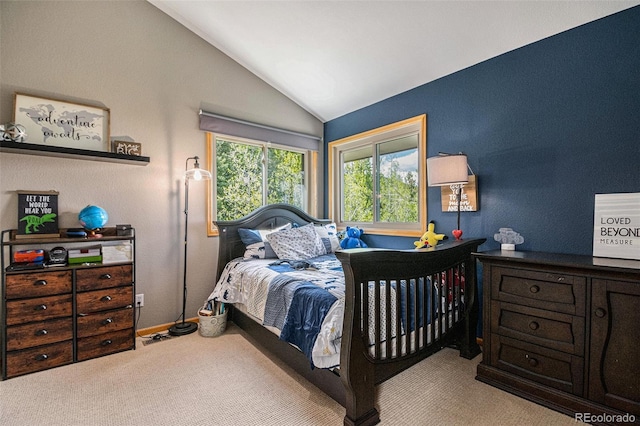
[414,221,447,249]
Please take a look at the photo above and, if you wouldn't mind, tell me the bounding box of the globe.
[78,205,108,231]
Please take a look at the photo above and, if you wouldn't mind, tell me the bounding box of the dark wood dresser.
[475,250,640,423]
[1,228,136,379]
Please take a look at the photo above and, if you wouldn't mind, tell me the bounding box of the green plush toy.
[414,221,447,249]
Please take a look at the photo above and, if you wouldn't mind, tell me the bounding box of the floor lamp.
[427,153,469,240]
[169,156,212,336]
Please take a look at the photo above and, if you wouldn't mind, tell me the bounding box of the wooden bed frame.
[214,204,485,425]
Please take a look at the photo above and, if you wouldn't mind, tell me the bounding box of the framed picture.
[112,140,142,156]
[16,190,60,239]
[440,174,479,212]
[593,192,639,260]
[13,93,110,152]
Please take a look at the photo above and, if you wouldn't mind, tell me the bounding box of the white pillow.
[315,223,340,253]
[238,223,291,259]
[266,223,327,260]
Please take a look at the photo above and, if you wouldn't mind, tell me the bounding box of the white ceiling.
[149,1,640,122]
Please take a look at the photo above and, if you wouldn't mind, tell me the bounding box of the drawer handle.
[101,295,112,302]
[35,329,48,336]
[35,304,47,311]
[595,308,607,318]
[101,339,113,346]
[529,321,539,331]
[35,354,49,361]
[100,274,112,280]
[34,279,47,286]
[525,354,538,367]
[102,318,114,325]
[557,276,565,282]
[529,285,540,294]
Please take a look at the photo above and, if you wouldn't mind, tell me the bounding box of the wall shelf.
[0,141,150,165]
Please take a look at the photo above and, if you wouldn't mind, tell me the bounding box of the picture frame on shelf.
[112,140,142,156]
[593,192,640,261]
[13,93,110,152]
[16,190,60,239]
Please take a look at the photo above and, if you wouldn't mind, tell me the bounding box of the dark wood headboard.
[213,204,332,281]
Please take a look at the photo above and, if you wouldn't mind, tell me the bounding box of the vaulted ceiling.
[150,1,640,122]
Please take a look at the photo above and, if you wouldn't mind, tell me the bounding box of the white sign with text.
[593,193,640,260]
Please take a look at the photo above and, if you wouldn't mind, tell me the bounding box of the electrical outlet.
[135,294,144,307]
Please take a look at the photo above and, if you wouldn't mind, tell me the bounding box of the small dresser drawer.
[491,267,586,315]
[5,270,72,299]
[491,335,584,396]
[5,294,73,325]
[5,340,73,378]
[77,328,134,361]
[77,307,134,338]
[76,265,132,291]
[491,301,585,355]
[6,318,73,350]
[76,286,133,314]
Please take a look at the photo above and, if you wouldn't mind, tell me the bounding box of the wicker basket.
[198,309,227,337]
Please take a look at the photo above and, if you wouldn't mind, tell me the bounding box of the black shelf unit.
[0,141,150,165]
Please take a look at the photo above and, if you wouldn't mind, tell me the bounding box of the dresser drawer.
[491,267,586,315]
[5,270,72,299]
[76,328,134,361]
[77,307,134,338]
[6,318,73,351]
[491,335,584,396]
[5,294,73,325]
[76,286,133,314]
[5,340,73,378]
[491,301,584,355]
[76,265,132,291]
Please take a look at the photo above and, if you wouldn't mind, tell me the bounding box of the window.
[328,115,427,236]
[206,133,315,235]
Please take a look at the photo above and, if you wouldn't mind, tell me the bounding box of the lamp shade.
[427,154,469,186]
[184,157,212,181]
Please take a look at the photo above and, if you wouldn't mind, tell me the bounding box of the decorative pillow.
[238,223,291,259]
[314,223,340,253]
[266,223,327,260]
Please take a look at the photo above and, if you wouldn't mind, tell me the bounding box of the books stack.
[68,245,102,264]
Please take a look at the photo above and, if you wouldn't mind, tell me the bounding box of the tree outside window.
[329,115,427,237]
[209,135,308,223]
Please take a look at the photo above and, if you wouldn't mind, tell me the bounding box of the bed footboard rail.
[335,238,485,425]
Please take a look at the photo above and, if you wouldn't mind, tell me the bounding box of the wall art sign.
[112,140,142,156]
[16,190,60,239]
[593,192,640,260]
[13,93,110,152]
[440,174,479,212]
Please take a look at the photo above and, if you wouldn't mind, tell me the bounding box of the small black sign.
[17,190,59,238]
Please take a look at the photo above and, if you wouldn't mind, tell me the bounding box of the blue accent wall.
[324,6,640,255]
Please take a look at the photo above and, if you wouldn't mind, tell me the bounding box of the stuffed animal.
[340,226,368,249]
[414,221,447,249]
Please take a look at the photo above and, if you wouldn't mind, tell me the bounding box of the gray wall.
[0,1,323,328]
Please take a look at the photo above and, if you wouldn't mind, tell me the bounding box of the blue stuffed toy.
[340,226,368,249]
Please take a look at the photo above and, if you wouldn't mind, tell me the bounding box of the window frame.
[205,132,317,236]
[328,114,427,237]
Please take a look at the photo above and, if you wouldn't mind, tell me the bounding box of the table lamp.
[427,153,469,240]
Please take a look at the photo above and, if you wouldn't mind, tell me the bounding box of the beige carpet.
[0,323,575,425]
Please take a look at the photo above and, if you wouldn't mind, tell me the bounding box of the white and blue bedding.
[208,254,346,369]
[208,249,462,368]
